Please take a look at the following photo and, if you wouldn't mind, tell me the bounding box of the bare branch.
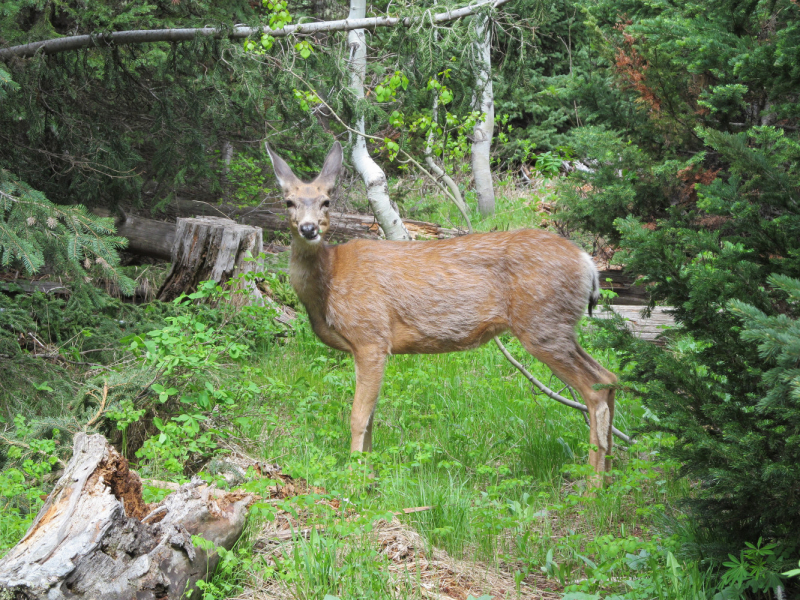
[493,337,634,445]
[0,0,511,60]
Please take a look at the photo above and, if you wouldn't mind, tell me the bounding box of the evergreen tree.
[553,0,800,558]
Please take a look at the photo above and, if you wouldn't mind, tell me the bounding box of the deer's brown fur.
[267,142,617,483]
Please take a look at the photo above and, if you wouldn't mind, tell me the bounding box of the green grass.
[206,314,715,600]
[0,187,722,597]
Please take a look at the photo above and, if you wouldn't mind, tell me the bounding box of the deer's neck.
[289,240,333,319]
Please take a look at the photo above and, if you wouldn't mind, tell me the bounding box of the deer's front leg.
[350,348,387,453]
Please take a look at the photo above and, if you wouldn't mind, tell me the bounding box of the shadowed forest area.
[1,0,799,598]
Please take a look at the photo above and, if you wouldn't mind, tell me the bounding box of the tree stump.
[157,216,263,305]
[0,433,251,600]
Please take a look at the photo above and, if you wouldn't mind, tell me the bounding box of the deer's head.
[266,142,343,246]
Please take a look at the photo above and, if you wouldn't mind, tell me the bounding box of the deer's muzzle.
[299,223,320,241]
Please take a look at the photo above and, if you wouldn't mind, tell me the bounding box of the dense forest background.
[1,0,799,598]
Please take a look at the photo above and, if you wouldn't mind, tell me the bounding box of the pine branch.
[0,170,135,292]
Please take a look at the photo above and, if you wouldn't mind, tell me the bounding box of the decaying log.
[0,433,251,600]
[157,216,263,304]
[116,212,176,261]
[167,199,461,242]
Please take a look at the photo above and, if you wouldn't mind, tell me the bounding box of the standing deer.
[267,141,617,482]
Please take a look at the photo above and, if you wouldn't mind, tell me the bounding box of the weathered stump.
[157,216,263,305]
[0,433,251,600]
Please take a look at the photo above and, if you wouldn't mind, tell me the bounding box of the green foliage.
[555,127,680,242]
[0,170,134,292]
[0,0,284,213]
[730,275,800,409]
[534,150,564,177]
[125,278,285,476]
[550,0,800,568]
[718,539,784,599]
[587,126,800,554]
[218,151,275,206]
[374,71,409,103]
[0,66,19,100]
[0,466,46,557]
[0,285,173,422]
[0,415,63,557]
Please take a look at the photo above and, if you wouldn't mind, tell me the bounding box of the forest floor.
[162,314,699,600]
[0,176,712,599]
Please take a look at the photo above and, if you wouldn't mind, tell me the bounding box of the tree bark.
[0,433,251,600]
[0,0,510,60]
[470,16,496,216]
[157,216,263,304]
[347,0,410,241]
[116,212,176,260]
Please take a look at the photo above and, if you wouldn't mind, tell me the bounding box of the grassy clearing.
[0,184,721,598]
[195,313,714,600]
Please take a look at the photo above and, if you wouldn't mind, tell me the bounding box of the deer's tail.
[583,253,601,318]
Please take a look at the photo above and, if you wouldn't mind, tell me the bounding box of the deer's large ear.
[265,143,302,194]
[314,142,343,194]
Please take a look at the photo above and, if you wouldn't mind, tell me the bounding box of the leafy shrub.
[0,415,62,557]
[120,277,287,476]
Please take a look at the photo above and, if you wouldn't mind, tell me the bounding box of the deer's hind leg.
[513,327,617,485]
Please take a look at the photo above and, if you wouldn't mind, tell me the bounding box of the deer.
[266,141,618,484]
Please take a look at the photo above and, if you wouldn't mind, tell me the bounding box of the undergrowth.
[1,225,797,598]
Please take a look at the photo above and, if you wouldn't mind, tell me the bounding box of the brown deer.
[266,141,617,482]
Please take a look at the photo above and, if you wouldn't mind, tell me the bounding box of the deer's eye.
[321,200,331,208]
[286,200,296,209]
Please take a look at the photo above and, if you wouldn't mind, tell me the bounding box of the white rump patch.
[582,252,601,305]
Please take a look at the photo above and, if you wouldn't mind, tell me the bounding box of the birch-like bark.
[347,0,409,241]
[470,16,496,216]
[426,87,472,232]
[0,1,510,59]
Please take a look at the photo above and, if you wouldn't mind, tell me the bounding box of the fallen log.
[0,433,251,600]
[99,205,459,262]
[166,199,462,242]
[116,212,176,261]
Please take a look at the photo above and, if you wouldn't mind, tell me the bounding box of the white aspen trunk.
[347,0,410,241]
[470,16,496,216]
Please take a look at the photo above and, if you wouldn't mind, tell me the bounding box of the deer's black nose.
[299,223,319,239]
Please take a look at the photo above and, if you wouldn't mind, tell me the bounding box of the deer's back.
[322,229,593,354]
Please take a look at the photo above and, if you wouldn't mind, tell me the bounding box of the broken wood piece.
[0,433,251,600]
[395,505,434,515]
